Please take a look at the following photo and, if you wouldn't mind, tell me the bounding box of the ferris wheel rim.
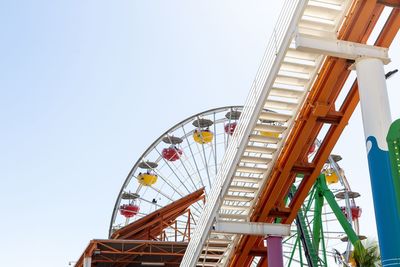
[108,105,243,236]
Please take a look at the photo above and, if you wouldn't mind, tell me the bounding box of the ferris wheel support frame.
[286,172,362,267]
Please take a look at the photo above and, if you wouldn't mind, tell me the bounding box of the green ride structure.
[277,155,365,267]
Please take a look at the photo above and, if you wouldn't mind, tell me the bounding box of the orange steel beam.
[231,1,400,266]
[75,189,204,266]
[111,187,204,240]
[76,240,188,267]
[378,0,400,8]
[257,257,268,267]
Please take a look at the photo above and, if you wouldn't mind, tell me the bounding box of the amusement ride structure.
[76,0,400,266]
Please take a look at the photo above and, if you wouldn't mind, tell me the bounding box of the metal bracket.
[214,221,291,236]
[295,32,391,64]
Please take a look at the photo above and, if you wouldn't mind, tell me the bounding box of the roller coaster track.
[180,1,400,266]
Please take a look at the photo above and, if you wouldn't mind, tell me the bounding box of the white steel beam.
[214,221,291,236]
[294,33,390,64]
[83,257,92,267]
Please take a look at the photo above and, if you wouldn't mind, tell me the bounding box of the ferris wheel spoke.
[149,185,177,202]
[150,169,185,199]
[213,112,218,176]
[176,153,199,190]
[134,183,144,194]
[149,186,201,220]
[181,157,203,189]
[138,196,163,209]
[208,140,223,177]
[145,174,204,215]
[154,148,195,194]
[198,140,212,189]
[181,125,205,188]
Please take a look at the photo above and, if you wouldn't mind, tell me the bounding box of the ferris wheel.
[109,106,364,266]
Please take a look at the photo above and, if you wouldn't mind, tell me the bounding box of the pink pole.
[267,236,284,267]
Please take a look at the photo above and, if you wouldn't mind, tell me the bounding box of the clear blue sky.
[1,1,399,266]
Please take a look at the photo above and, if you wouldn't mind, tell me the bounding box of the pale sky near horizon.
[1,1,400,267]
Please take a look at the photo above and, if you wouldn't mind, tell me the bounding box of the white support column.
[355,57,400,267]
[356,58,392,147]
[83,257,91,267]
[214,221,291,236]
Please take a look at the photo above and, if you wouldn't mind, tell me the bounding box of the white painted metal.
[180,0,353,266]
[236,166,268,174]
[356,58,392,150]
[254,124,286,133]
[264,99,298,110]
[245,145,276,154]
[228,185,258,193]
[249,134,280,143]
[270,87,305,99]
[224,195,254,202]
[241,156,272,164]
[231,176,262,183]
[295,33,391,64]
[218,213,248,220]
[83,257,91,267]
[259,111,292,122]
[214,221,291,236]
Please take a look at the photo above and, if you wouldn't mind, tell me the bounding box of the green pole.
[318,174,361,246]
[319,220,328,267]
[287,236,299,266]
[386,119,400,216]
[312,186,324,254]
[298,231,304,266]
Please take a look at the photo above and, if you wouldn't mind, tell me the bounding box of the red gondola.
[119,204,140,218]
[308,143,316,155]
[350,206,362,219]
[224,122,237,135]
[162,147,183,161]
[340,206,362,220]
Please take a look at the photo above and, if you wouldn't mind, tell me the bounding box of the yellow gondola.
[324,169,339,184]
[193,129,214,144]
[138,173,158,186]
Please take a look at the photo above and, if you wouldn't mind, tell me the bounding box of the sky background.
[1,1,399,267]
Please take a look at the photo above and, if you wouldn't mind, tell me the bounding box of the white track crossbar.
[214,221,291,236]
